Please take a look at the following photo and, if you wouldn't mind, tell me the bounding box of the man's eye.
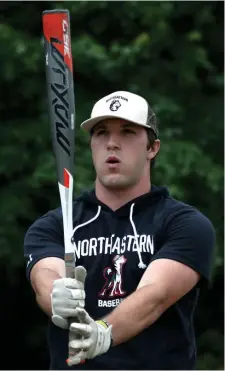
[123,129,136,134]
[96,129,107,136]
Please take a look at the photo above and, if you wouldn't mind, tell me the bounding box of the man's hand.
[51,266,87,329]
[67,308,112,366]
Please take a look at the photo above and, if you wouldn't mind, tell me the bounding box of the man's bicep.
[137,258,200,307]
[30,256,65,286]
[149,209,216,288]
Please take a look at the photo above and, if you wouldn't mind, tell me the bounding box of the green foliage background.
[0,1,223,369]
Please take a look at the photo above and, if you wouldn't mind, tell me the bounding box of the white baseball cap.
[80,91,158,137]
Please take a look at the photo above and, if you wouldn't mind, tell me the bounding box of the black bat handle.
[65,253,85,364]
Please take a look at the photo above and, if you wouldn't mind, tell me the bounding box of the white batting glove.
[51,266,87,330]
[67,308,113,366]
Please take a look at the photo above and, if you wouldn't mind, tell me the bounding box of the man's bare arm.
[30,257,65,316]
[104,258,200,346]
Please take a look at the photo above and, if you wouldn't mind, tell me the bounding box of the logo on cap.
[109,100,121,111]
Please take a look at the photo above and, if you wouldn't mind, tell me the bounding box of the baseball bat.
[42,9,85,364]
[42,9,76,279]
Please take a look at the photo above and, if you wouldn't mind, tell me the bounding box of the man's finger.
[61,290,85,301]
[65,280,85,290]
[68,289,85,301]
[75,307,93,324]
[67,350,87,367]
[70,322,92,337]
[69,336,93,351]
[75,266,87,284]
[52,315,68,329]
[57,307,81,317]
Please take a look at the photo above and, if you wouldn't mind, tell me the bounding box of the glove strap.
[96,319,114,348]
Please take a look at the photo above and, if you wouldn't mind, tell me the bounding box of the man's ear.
[147,139,160,160]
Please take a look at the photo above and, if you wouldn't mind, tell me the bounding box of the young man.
[24,91,215,370]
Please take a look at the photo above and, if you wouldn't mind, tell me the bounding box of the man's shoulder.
[163,195,198,214]
[149,185,201,216]
[161,194,214,231]
[41,188,94,220]
[25,189,92,238]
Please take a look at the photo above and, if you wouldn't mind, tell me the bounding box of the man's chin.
[100,174,129,189]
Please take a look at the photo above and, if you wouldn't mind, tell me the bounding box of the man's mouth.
[106,156,121,168]
[106,156,120,164]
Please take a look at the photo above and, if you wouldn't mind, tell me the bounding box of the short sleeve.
[24,210,64,282]
[152,207,216,285]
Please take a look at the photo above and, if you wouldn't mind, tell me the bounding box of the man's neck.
[95,179,151,211]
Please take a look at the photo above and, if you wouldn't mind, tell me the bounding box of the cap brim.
[80,115,152,132]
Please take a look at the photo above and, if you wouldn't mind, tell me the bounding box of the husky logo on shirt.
[98,255,127,308]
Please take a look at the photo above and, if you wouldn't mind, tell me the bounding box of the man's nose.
[107,133,120,150]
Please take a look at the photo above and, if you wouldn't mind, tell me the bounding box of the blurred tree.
[0,1,223,369]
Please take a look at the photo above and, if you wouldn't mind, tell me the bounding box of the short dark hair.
[146,128,157,170]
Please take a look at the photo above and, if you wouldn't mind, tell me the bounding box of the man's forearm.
[104,284,166,346]
[32,268,61,317]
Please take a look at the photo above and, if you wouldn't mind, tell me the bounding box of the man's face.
[90,118,158,190]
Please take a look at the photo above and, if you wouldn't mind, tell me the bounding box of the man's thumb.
[75,266,87,284]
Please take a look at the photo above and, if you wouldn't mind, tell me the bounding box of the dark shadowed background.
[0,1,224,369]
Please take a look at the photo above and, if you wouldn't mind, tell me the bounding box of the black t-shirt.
[24,186,215,370]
